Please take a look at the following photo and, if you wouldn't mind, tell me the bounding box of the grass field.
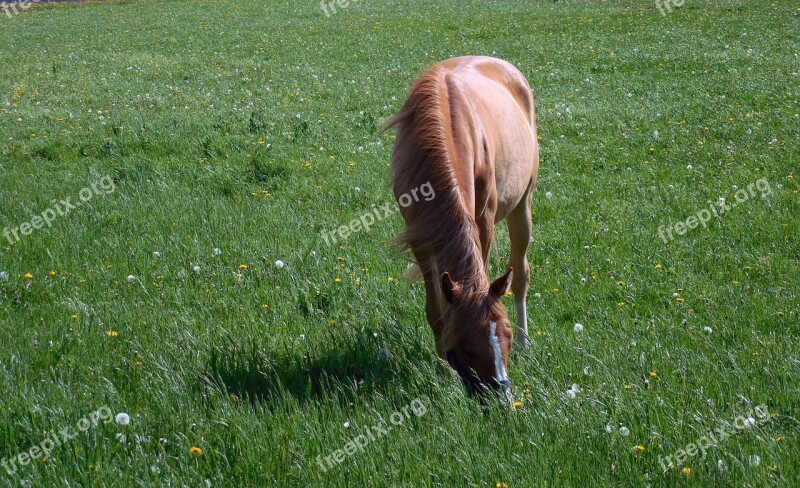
[0,0,798,485]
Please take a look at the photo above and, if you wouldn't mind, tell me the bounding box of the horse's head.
[440,269,514,396]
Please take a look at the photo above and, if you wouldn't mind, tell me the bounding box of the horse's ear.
[441,272,459,304]
[489,268,513,298]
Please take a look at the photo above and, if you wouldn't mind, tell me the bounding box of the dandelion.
[570,383,581,394]
[334,278,342,283]
[190,446,203,457]
[496,483,508,488]
[703,326,713,334]
[106,330,119,337]
[686,164,693,171]
[648,371,657,377]
[343,421,351,429]
[127,275,136,283]
[49,270,56,277]
[153,251,161,258]
[566,389,577,399]
[583,366,592,376]
[115,412,131,425]
[744,417,756,428]
[545,191,553,198]
[275,260,284,268]
[748,454,760,466]
[238,264,248,270]
[777,436,784,443]
[681,466,692,475]
[213,248,222,256]
[71,314,78,320]
[617,280,625,286]
[24,273,33,280]
[193,265,201,273]
[0,271,8,280]
[573,323,584,333]
[717,459,726,471]
[619,426,630,436]
[513,401,523,409]
[633,445,645,453]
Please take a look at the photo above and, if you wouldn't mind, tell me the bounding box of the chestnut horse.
[386,56,539,393]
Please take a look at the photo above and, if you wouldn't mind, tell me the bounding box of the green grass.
[0,0,798,485]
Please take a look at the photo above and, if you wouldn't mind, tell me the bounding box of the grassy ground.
[0,0,798,486]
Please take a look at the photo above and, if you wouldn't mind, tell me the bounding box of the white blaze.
[488,321,508,383]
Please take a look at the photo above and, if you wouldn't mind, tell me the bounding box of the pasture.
[0,0,797,485]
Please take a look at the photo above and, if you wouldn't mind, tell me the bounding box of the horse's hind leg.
[507,191,533,348]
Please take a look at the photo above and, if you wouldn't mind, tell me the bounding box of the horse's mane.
[385,65,492,314]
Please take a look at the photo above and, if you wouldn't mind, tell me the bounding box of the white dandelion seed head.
[545,191,553,198]
[717,459,726,471]
[687,164,693,170]
[115,412,131,425]
[605,423,613,433]
[748,454,760,466]
[744,417,756,428]
[0,271,8,280]
[213,248,222,256]
[343,421,351,429]
[703,326,713,334]
[275,260,285,268]
[153,251,160,258]
[127,275,136,283]
[574,323,584,333]
[566,389,577,399]
[193,265,201,273]
[580,277,587,284]
[619,426,630,436]
[534,292,541,298]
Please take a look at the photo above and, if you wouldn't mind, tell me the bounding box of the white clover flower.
[545,191,553,198]
[115,412,131,425]
[275,260,285,268]
[343,421,351,429]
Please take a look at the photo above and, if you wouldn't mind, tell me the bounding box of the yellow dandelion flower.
[624,384,633,390]
[71,314,78,320]
[496,483,508,488]
[617,280,625,286]
[387,277,394,282]
[262,304,269,309]
[24,273,33,280]
[633,445,645,453]
[655,264,662,270]
[770,465,779,472]
[648,371,657,377]
[676,297,685,303]
[134,360,143,366]
[681,467,692,475]
[513,401,523,409]
[190,446,203,457]
[238,264,248,270]
[334,278,342,283]
[106,330,119,337]
[536,330,544,337]
[776,436,784,443]
[49,270,56,277]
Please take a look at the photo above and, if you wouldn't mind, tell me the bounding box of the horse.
[385,56,539,394]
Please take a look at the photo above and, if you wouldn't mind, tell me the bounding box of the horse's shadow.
[203,329,428,407]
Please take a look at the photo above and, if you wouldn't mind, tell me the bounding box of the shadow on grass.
[203,329,430,408]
